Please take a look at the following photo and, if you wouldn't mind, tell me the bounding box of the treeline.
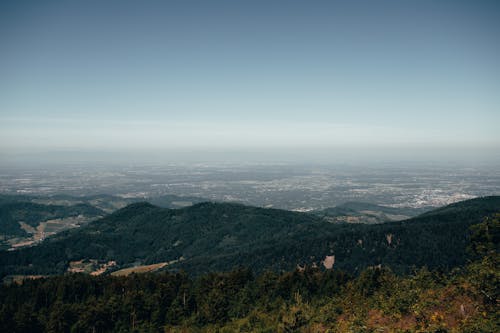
[1,260,497,332]
[1,267,346,332]
[1,216,498,333]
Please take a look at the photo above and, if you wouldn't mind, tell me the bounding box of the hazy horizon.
[1,1,499,165]
[1,146,499,169]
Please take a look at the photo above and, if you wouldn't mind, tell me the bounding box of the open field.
[110,262,168,276]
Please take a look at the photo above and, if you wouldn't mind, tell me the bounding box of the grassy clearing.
[110,262,168,276]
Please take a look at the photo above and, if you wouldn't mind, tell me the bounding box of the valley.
[2,163,498,211]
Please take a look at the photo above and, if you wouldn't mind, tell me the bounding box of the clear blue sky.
[1,1,499,161]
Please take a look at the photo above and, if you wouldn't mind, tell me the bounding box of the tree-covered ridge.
[1,215,498,333]
[0,201,105,237]
[1,196,499,277]
[0,193,206,250]
[411,196,500,221]
[0,193,206,213]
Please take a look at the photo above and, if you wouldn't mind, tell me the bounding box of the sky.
[1,0,499,163]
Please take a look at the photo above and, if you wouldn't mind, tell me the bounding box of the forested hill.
[0,201,105,238]
[410,195,500,221]
[1,196,499,277]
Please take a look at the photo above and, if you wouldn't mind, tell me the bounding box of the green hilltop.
[1,196,499,277]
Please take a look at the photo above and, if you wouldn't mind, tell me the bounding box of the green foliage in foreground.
[1,216,498,333]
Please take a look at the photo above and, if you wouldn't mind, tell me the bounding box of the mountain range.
[0,193,206,250]
[1,196,498,278]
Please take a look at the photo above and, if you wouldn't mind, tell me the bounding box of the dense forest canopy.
[1,214,498,332]
[1,196,499,277]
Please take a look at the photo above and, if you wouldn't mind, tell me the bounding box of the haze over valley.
[1,162,499,212]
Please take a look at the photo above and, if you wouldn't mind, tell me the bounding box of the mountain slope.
[1,196,499,277]
[0,202,105,239]
[0,193,207,213]
[0,193,206,250]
